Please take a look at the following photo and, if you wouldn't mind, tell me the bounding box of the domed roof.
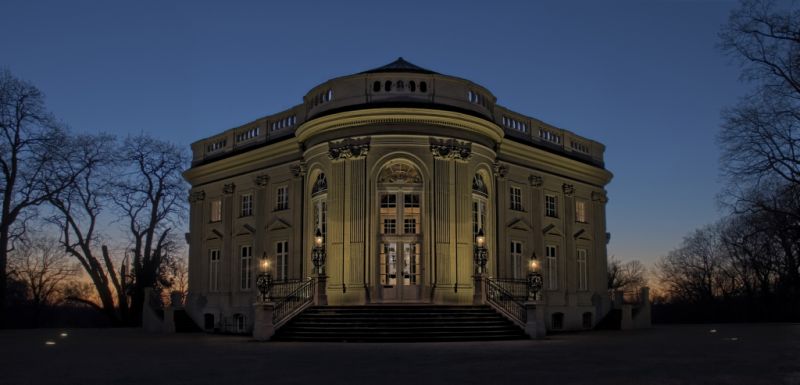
[360,57,438,75]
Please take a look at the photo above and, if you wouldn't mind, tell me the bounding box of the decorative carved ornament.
[188,190,205,203]
[430,139,471,160]
[493,162,508,178]
[254,174,270,187]
[562,183,575,196]
[328,138,370,160]
[290,162,307,177]
[222,183,236,194]
[592,191,608,203]
[528,174,543,187]
[378,162,422,184]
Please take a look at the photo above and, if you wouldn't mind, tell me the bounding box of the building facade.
[183,58,613,334]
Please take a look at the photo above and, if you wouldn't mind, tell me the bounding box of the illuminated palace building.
[183,58,613,338]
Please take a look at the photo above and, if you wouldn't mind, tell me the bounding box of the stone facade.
[183,58,613,334]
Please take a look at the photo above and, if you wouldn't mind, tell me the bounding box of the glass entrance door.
[378,191,421,302]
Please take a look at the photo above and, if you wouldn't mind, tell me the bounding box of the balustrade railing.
[485,277,526,325]
[490,278,529,301]
[272,278,315,327]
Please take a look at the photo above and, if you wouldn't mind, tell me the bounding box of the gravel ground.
[0,323,797,385]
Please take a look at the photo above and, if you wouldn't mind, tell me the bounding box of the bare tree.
[7,235,78,323]
[657,224,729,303]
[607,256,647,293]
[0,70,76,325]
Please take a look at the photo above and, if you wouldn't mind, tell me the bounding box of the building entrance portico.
[377,161,423,302]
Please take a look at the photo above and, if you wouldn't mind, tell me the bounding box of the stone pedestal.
[524,301,546,339]
[253,302,276,341]
[315,274,328,306]
[472,274,485,305]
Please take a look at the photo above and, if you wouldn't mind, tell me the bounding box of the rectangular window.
[383,219,397,234]
[209,249,220,291]
[510,186,523,211]
[276,241,288,281]
[210,199,222,222]
[240,245,252,290]
[404,218,417,234]
[240,194,253,217]
[314,200,327,236]
[510,241,523,279]
[545,194,558,218]
[575,200,587,223]
[380,193,397,208]
[472,199,486,237]
[577,248,588,291]
[404,194,420,207]
[546,245,558,290]
[276,186,288,210]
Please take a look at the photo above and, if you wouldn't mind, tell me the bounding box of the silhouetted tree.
[607,256,647,293]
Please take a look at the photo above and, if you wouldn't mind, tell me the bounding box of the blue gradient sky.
[0,0,748,267]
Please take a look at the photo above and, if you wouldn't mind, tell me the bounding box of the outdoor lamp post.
[474,228,488,274]
[311,228,326,275]
[256,253,273,302]
[527,252,544,300]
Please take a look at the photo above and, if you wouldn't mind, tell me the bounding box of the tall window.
[240,245,252,290]
[577,248,588,291]
[209,249,220,291]
[240,194,253,217]
[575,200,587,223]
[276,241,288,281]
[473,174,488,238]
[510,186,523,211]
[545,194,558,218]
[546,245,557,290]
[276,186,288,210]
[314,200,327,236]
[210,199,222,222]
[510,241,523,279]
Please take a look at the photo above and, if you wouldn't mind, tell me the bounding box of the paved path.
[0,324,798,385]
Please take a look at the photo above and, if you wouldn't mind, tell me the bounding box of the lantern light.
[475,228,486,248]
[314,228,324,247]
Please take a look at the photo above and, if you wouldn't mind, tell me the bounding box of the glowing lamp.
[475,228,486,248]
[314,228,324,247]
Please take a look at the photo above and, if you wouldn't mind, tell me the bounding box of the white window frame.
[209,249,220,292]
[472,198,487,238]
[546,245,558,290]
[276,186,289,211]
[510,241,523,279]
[240,245,252,290]
[545,194,558,218]
[575,200,587,223]
[577,248,588,291]
[276,240,288,281]
[510,186,523,211]
[210,199,222,222]
[313,198,327,237]
[240,193,253,217]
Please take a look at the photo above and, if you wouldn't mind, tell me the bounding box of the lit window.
[240,245,252,290]
[510,241,523,279]
[276,186,288,210]
[575,200,587,223]
[510,186,523,211]
[210,199,222,222]
[545,194,558,218]
[276,241,288,281]
[209,249,220,291]
[546,245,557,290]
[577,249,588,291]
[240,194,253,217]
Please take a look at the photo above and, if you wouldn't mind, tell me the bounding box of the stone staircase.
[271,305,528,342]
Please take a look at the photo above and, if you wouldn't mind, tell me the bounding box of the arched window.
[472,174,488,196]
[409,81,416,92]
[385,80,392,92]
[373,81,380,92]
[312,173,327,195]
[420,81,427,93]
[472,173,489,240]
[312,173,327,237]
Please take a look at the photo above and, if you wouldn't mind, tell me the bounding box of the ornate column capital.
[430,139,471,161]
[188,190,205,203]
[528,174,543,187]
[328,138,370,160]
[222,183,236,195]
[562,183,575,196]
[254,174,270,187]
[493,162,508,179]
[290,162,307,177]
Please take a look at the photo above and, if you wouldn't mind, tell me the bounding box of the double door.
[378,191,422,302]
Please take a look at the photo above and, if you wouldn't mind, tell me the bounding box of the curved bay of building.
[183,58,613,334]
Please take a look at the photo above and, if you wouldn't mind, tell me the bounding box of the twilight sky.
[0,0,749,268]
